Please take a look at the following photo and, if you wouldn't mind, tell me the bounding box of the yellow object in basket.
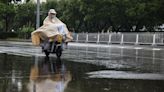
[57,35,62,43]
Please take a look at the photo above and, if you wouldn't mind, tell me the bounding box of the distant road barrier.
[72,32,164,45]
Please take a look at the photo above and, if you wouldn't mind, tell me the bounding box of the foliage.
[0,32,17,39]
[0,3,16,32]
[17,26,35,39]
[0,0,164,35]
[19,25,34,33]
[14,3,36,29]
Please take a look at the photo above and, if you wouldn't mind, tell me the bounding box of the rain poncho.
[31,15,73,46]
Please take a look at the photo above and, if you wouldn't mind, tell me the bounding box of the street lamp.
[36,0,40,29]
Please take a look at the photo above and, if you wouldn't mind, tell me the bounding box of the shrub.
[18,26,34,39]
[0,32,17,39]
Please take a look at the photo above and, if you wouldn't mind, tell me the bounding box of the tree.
[58,0,85,32]
[0,3,16,32]
[0,0,11,4]
[158,0,164,23]
[0,0,163,33]
[14,3,36,30]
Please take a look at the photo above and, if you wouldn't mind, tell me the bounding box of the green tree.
[14,3,36,30]
[0,3,16,32]
[0,0,11,4]
[1,0,163,33]
[58,0,85,32]
[158,0,164,23]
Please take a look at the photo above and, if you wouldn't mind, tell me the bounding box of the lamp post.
[36,0,40,29]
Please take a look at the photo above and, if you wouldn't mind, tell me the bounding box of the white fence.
[72,32,164,45]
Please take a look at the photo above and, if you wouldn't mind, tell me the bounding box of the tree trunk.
[5,15,8,32]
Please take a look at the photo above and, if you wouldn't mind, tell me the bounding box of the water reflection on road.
[0,43,164,92]
[28,57,71,92]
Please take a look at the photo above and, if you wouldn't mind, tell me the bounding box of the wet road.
[0,41,164,92]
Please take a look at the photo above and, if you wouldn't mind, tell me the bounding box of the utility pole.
[36,0,40,29]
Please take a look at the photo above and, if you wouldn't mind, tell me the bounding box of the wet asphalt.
[0,41,164,92]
